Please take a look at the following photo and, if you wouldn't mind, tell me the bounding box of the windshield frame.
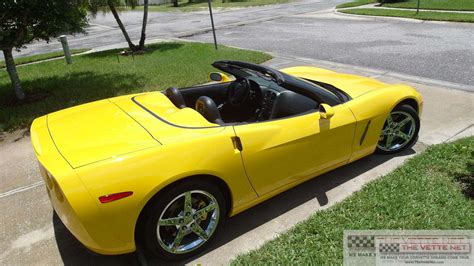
[212,60,348,106]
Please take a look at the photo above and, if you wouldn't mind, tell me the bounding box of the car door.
[233,104,357,196]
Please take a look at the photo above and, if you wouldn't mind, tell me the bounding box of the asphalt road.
[185,11,474,88]
[3,0,345,58]
[2,0,473,89]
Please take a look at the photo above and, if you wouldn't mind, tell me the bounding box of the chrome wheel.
[377,111,416,152]
[156,190,219,254]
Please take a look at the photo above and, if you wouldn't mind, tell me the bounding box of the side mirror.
[210,72,232,82]
[319,103,335,119]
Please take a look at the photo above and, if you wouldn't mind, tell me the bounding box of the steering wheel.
[228,78,250,106]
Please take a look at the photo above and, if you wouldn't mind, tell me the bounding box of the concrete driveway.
[1,56,473,265]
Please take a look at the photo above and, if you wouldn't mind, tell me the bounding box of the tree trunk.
[3,48,25,100]
[108,2,137,51]
[173,0,179,7]
[138,0,148,50]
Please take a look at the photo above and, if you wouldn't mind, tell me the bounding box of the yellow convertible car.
[31,60,422,260]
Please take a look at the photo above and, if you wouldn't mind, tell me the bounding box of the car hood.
[46,99,161,168]
[280,66,388,98]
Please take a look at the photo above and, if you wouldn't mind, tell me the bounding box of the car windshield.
[238,67,344,106]
[212,61,345,105]
[279,72,345,104]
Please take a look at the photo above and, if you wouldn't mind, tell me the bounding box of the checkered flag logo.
[347,235,375,248]
[379,243,400,253]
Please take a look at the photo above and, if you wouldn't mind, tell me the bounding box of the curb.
[333,8,474,24]
[273,54,474,92]
[339,3,474,14]
[2,49,93,68]
[8,39,474,93]
[93,36,474,93]
[334,9,425,23]
[170,37,474,92]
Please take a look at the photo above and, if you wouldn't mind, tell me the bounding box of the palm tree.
[107,0,137,51]
[89,0,149,52]
[138,0,148,50]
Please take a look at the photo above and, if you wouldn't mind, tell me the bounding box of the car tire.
[375,104,420,155]
[137,180,226,261]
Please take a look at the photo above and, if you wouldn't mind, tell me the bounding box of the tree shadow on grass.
[454,160,474,199]
[83,43,184,59]
[52,148,416,265]
[0,71,145,130]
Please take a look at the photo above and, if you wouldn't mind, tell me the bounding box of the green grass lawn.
[118,0,291,12]
[340,8,474,22]
[233,136,474,264]
[385,0,474,11]
[0,49,90,68]
[0,42,271,131]
[337,0,375,9]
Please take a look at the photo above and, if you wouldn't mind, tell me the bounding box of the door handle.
[231,136,243,151]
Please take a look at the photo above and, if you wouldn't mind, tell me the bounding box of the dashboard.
[247,78,318,121]
[248,79,280,120]
[258,88,279,120]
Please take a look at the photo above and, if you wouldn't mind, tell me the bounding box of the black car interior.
[165,87,186,109]
[163,61,349,125]
[195,96,225,125]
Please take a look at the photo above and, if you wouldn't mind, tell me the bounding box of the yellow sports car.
[31,60,422,260]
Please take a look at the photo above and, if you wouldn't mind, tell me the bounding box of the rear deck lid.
[47,99,160,168]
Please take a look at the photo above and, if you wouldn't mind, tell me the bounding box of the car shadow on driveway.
[53,149,415,265]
